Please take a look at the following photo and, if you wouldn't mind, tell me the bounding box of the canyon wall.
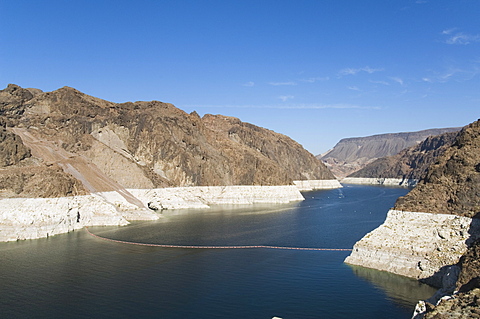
[0,84,340,241]
[344,119,480,317]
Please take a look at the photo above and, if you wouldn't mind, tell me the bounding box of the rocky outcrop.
[0,84,334,191]
[346,131,459,184]
[345,210,480,287]
[456,239,480,292]
[320,128,460,179]
[0,194,131,242]
[0,84,339,241]
[344,119,480,317]
[0,127,31,167]
[395,120,480,218]
[420,288,480,318]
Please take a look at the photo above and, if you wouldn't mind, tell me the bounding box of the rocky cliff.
[0,84,338,241]
[320,128,460,179]
[344,119,480,317]
[0,84,334,193]
[344,130,459,186]
[395,120,480,218]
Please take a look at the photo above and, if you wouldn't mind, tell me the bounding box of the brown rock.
[348,131,459,180]
[320,128,460,179]
[394,119,480,217]
[0,84,334,197]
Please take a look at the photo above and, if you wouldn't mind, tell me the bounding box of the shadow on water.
[347,264,437,309]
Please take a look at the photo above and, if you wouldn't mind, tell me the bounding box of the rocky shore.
[293,179,342,191]
[345,210,480,286]
[344,119,480,317]
[0,181,342,242]
[0,84,341,242]
[0,194,130,242]
[341,177,417,187]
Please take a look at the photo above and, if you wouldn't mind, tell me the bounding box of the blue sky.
[1,1,479,155]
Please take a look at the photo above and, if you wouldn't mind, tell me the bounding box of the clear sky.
[1,1,479,155]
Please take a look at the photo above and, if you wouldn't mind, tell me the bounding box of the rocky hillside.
[395,119,480,316]
[347,130,459,181]
[344,119,480,317]
[421,239,480,318]
[395,119,480,218]
[320,128,460,178]
[0,84,333,198]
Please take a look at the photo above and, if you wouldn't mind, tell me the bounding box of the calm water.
[0,185,436,319]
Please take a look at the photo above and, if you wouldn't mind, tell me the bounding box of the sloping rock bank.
[129,185,305,210]
[293,179,342,191]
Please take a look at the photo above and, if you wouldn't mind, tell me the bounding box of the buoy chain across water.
[85,227,352,251]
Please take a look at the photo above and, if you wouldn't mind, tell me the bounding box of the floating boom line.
[85,227,352,251]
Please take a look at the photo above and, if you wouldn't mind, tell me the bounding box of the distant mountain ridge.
[319,127,461,178]
[348,130,460,181]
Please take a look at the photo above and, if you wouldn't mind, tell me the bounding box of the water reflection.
[348,264,437,309]
[1,185,428,318]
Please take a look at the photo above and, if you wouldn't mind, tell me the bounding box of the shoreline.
[345,209,480,285]
[341,177,418,187]
[0,180,341,242]
[344,209,480,314]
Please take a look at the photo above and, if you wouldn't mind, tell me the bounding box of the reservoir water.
[0,185,436,318]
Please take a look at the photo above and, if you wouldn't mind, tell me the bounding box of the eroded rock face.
[422,288,480,319]
[344,119,480,317]
[395,119,480,218]
[344,210,480,287]
[0,128,31,167]
[0,84,334,195]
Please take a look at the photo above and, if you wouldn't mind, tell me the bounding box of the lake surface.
[0,185,436,318]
